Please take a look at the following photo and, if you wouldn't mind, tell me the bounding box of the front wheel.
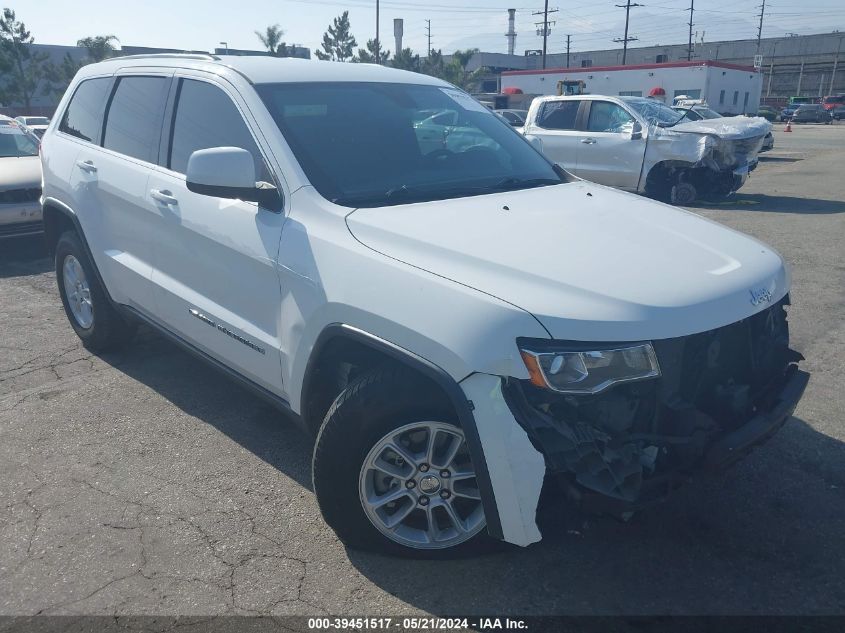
[312,367,494,558]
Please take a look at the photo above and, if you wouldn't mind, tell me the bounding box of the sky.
[15,0,845,58]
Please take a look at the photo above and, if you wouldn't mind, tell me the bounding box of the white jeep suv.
[40,54,808,557]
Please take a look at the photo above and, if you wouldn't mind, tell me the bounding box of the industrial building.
[463,30,844,105]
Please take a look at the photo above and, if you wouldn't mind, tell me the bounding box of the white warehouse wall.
[501,62,764,115]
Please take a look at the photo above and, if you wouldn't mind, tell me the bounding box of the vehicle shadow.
[0,235,52,278]
[346,416,845,615]
[703,194,845,214]
[101,330,315,490]
[758,156,802,163]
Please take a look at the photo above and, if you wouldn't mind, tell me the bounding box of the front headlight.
[518,341,660,395]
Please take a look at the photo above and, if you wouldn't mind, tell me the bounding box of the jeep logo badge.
[749,286,774,306]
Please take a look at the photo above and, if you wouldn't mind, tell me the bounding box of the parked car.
[756,105,780,121]
[14,115,50,138]
[780,106,797,122]
[671,105,723,121]
[495,108,528,127]
[0,115,43,239]
[792,104,832,124]
[831,105,845,121]
[40,55,807,557]
[821,94,845,112]
[522,94,771,204]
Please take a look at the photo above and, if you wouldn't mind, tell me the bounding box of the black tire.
[55,230,136,351]
[312,366,499,558]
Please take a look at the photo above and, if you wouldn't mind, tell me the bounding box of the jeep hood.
[346,182,788,341]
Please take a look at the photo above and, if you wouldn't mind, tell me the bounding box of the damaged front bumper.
[464,298,807,546]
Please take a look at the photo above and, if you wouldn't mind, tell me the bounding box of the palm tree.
[76,35,119,62]
[255,24,287,57]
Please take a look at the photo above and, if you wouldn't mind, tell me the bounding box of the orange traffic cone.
[784,119,793,132]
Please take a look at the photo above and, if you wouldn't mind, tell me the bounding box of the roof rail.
[114,53,221,62]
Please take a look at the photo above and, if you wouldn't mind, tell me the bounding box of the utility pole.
[566,34,571,68]
[613,0,641,66]
[686,0,695,61]
[533,1,558,69]
[756,0,765,56]
[831,36,843,95]
[425,19,431,56]
[375,0,380,64]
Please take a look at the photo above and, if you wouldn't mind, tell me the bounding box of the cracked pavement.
[1,125,845,618]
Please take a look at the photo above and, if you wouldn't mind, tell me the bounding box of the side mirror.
[631,121,644,140]
[186,147,282,211]
[524,134,544,153]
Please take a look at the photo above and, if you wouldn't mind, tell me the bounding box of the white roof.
[76,53,450,87]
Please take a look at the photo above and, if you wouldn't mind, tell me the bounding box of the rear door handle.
[580,138,597,145]
[150,189,178,205]
[76,159,97,172]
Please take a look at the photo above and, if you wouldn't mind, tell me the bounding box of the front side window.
[168,79,270,181]
[59,77,112,143]
[257,82,565,208]
[537,100,580,130]
[103,76,170,162]
[586,101,634,133]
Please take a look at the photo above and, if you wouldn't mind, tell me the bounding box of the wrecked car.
[522,94,771,204]
[41,55,806,557]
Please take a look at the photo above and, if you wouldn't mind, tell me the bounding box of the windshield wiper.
[491,177,561,191]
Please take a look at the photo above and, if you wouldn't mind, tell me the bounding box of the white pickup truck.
[40,55,806,557]
[522,94,772,204]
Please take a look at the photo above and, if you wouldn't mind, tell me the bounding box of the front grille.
[508,297,795,501]
[653,297,791,429]
[0,187,41,204]
[0,220,43,238]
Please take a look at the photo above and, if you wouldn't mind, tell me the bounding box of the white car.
[1,115,43,238]
[40,54,807,557]
[522,95,772,204]
[14,115,50,138]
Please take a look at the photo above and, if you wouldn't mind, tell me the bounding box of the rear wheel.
[55,230,135,351]
[312,367,494,558]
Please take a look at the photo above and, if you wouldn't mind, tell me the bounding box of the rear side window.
[538,101,579,130]
[103,76,170,163]
[168,79,270,181]
[59,77,112,143]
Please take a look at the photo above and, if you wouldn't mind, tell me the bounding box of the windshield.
[257,82,565,207]
[0,129,39,158]
[693,107,722,119]
[621,97,686,126]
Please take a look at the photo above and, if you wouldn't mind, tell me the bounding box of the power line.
[613,0,642,65]
[533,2,558,69]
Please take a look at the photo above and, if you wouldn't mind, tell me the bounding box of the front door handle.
[580,138,597,145]
[76,159,97,172]
[150,189,178,205]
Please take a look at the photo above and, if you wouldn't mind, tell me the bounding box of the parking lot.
[1,122,844,617]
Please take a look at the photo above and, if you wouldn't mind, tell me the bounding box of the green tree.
[0,8,49,110]
[315,11,357,62]
[390,47,419,72]
[255,24,287,57]
[354,38,389,64]
[44,52,83,97]
[77,35,119,62]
